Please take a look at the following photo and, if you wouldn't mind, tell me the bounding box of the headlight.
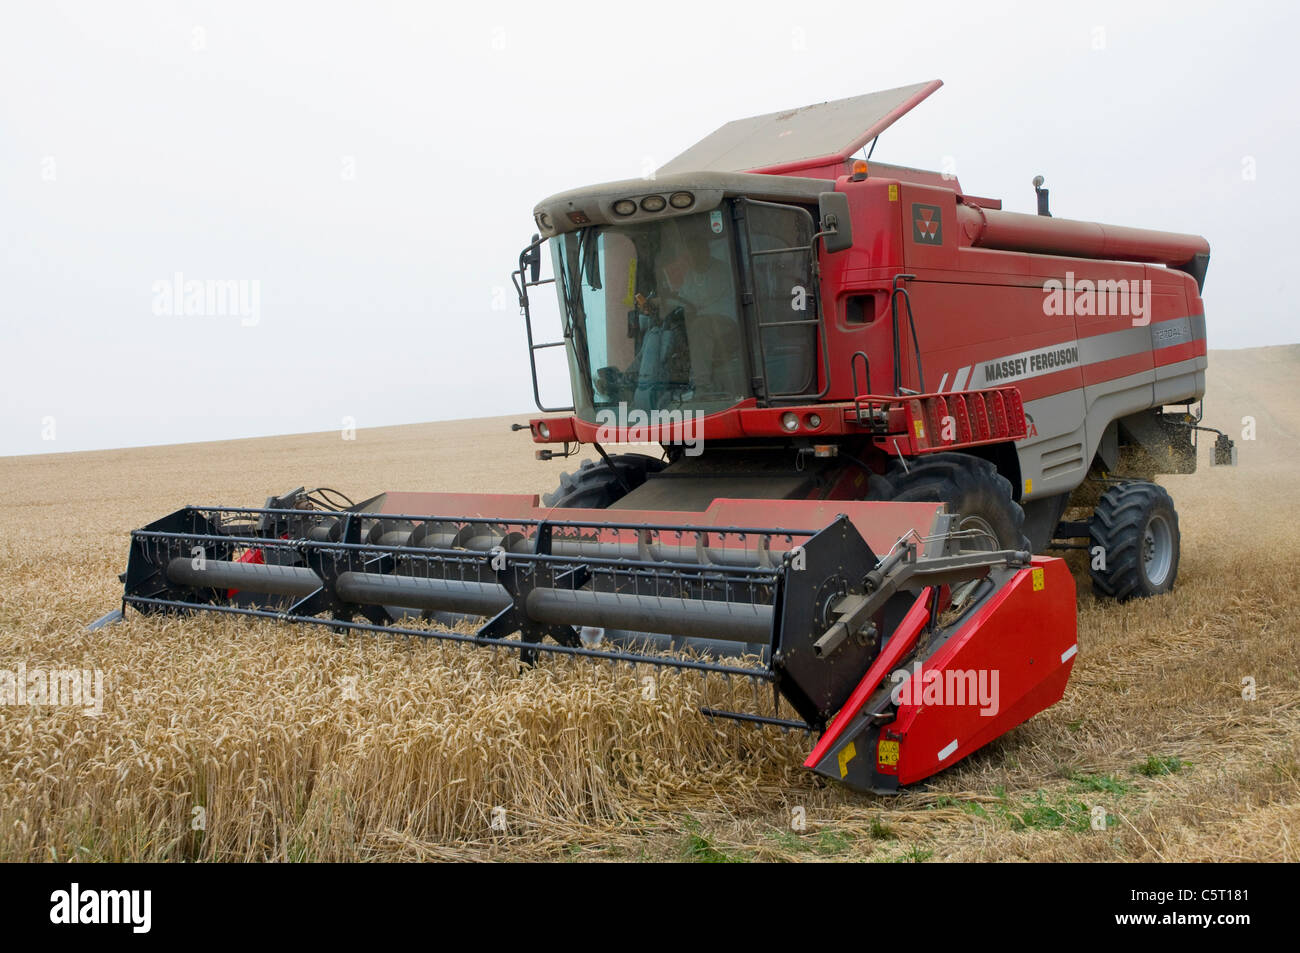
[537,422,551,439]
[669,191,694,209]
[640,195,667,212]
[806,413,822,429]
[781,412,799,433]
[612,199,637,216]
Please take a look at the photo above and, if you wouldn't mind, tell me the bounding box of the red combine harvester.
[98,81,1232,793]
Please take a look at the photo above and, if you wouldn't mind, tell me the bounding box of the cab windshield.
[552,209,748,419]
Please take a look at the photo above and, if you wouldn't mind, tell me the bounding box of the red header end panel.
[804,556,1077,790]
[890,557,1077,786]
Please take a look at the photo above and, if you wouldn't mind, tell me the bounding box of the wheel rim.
[1142,513,1174,587]
[957,514,1000,552]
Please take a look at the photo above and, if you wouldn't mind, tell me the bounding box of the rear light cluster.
[612,192,694,216]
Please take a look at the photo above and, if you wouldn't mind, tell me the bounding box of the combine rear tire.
[872,453,1029,552]
[541,454,665,509]
[1089,482,1180,600]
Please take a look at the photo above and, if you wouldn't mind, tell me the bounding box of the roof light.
[640,195,667,212]
[851,159,869,181]
[668,191,694,209]
[612,199,637,216]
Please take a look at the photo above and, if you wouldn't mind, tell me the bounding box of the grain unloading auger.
[105,489,1076,792]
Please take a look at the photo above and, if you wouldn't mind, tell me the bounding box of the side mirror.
[818,192,853,253]
[525,233,542,283]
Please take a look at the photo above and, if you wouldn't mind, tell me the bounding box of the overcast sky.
[2,0,1294,456]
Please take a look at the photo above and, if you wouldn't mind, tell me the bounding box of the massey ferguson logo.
[912,203,942,244]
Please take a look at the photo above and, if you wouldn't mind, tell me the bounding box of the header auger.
[96,80,1227,792]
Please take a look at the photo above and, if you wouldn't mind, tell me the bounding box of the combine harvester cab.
[114,491,1076,793]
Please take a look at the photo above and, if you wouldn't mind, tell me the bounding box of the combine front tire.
[873,453,1029,552]
[541,454,664,509]
[1088,482,1180,600]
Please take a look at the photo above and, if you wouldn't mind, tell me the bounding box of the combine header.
[97,80,1227,792]
[114,492,1075,790]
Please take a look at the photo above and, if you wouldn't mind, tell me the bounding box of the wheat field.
[1,345,1297,862]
